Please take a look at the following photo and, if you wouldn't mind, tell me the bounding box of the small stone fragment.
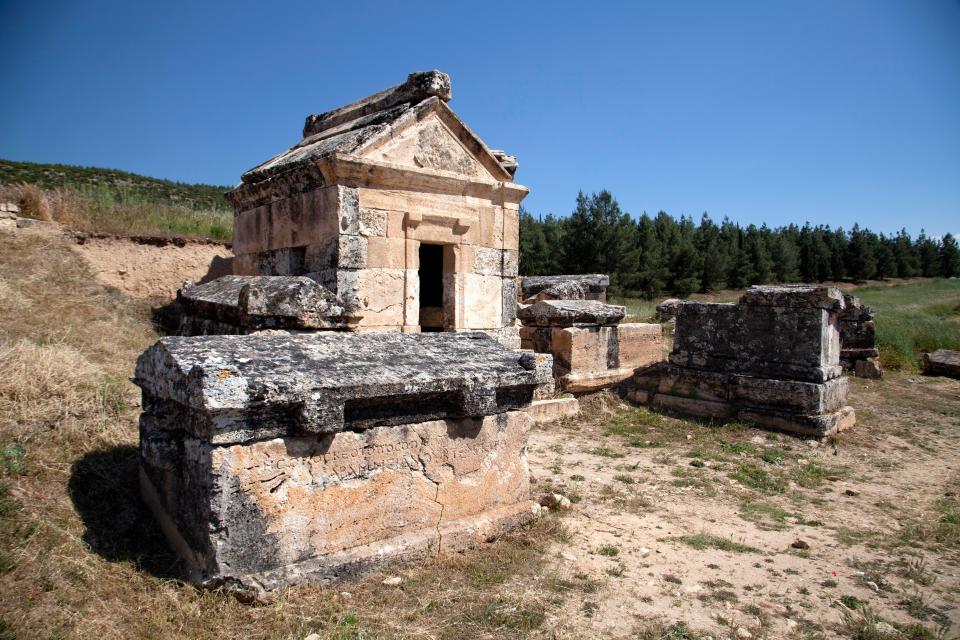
[845,489,860,497]
[540,493,572,511]
[382,576,402,586]
[735,626,753,639]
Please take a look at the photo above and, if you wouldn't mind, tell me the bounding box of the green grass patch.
[667,534,760,554]
[856,279,960,370]
[730,462,788,493]
[589,447,625,458]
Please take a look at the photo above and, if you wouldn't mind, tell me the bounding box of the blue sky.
[1,1,958,236]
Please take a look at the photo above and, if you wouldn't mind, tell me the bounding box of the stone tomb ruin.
[518,299,663,393]
[226,70,526,347]
[838,293,882,378]
[630,285,856,437]
[135,331,550,594]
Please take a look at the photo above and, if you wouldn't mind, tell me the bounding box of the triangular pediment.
[358,101,511,181]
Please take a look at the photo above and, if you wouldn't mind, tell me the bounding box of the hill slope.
[0,158,232,211]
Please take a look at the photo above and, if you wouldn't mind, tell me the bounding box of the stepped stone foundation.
[629,285,856,437]
[134,332,549,594]
[518,299,663,393]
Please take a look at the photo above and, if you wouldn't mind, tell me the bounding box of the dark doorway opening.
[419,243,445,331]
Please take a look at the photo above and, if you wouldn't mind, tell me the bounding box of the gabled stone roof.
[238,70,515,186]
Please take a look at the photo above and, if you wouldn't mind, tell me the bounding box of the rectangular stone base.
[139,411,535,594]
[524,397,580,424]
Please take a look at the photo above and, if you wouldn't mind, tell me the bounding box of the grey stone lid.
[520,274,609,297]
[178,275,358,329]
[134,332,551,442]
[517,299,626,327]
[741,285,845,310]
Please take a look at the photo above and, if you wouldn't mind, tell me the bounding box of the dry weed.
[0,182,51,220]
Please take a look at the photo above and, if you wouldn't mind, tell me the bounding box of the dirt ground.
[68,233,232,300]
[2,226,958,639]
[526,376,960,638]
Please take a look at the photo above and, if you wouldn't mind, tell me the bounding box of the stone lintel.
[314,153,529,204]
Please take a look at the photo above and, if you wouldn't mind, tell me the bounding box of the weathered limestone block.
[670,286,845,383]
[923,350,960,379]
[517,299,625,327]
[838,294,882,377]
[177,275,359,335]
[520,274,609,303]
[135,331,547,592]
[525,397,580,424]
[140,411,535,593]
[656,298,683,322]
[0,209,16,233]
[618,323,665,368]
[543,323,663,393]
[134,332,550,441]
[627,286,856,437]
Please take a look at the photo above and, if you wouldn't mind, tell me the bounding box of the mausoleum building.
[226,70,527,346]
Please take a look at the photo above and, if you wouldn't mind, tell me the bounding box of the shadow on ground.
[68,444,182,580]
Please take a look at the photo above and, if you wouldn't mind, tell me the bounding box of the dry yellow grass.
[0,229,574,640]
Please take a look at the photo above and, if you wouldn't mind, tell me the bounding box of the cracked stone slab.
[178,275,359,333]
[517,299,625,327]
[134,331,551,443]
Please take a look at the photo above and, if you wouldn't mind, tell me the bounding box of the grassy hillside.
[856,278,960,370]
[0,158,232,212]
[0,159,234,241]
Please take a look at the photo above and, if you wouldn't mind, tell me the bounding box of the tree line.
[519,190,960,299]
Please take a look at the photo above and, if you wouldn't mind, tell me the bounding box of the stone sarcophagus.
[630,285,856,436]
[518,299,663,393]
[134,332,549,594]
[225,70,526,348]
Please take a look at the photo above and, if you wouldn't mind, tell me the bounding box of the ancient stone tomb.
[518,294,663,393]
[135,331,549,593]
[226,70,525,347]
[630,285,856,436]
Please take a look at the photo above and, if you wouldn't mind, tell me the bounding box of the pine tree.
[940,233,960,278]
[846,224,877,282]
